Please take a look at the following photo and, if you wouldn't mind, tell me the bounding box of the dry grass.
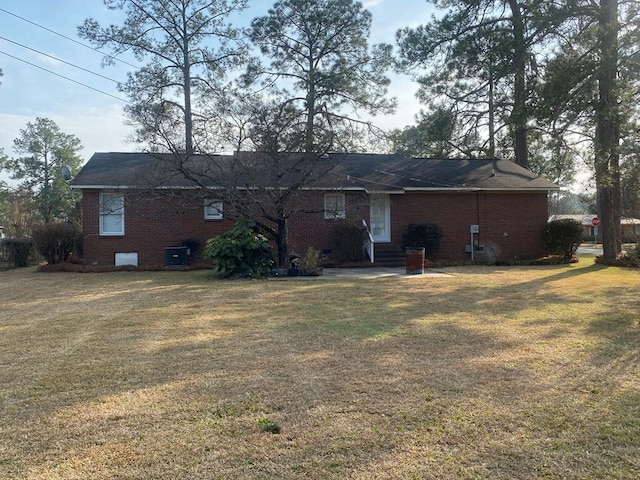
[1,259,639,479]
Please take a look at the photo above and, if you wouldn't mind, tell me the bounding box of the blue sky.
[0,0,435,170]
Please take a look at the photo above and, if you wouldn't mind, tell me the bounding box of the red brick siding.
[81,191,234,266]
[81,189,548,265]
[390,191,548,261]
[287,191,369,255]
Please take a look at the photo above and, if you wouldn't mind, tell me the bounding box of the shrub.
[300,247,321,275]
[203,218,273,278]
[32,223,83,265]
[405,223,443,260]
[616,243,640,267]
[544,219,582,259]
[329,223,367,263]
[2,238,33,268]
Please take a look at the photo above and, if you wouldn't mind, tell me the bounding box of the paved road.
[577,245,603,255]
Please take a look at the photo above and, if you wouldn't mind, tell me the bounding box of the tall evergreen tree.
[396,1,573,169]
[535,0,640,259]
[78,0,248,154]
[246,0,395,152]
[0,118,82,224]
[594,0,622,259]
[389,107,472,158]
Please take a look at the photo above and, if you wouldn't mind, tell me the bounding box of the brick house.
[70,152,558,266]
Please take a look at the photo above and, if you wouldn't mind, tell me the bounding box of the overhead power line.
[0,36,122,85]
[0,50,130,104]
[0,7,139,69]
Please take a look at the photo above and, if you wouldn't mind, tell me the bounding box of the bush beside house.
[544,219,583,259]
[203,218,273,278]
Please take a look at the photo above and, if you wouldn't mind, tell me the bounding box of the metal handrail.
[362,219,374,263]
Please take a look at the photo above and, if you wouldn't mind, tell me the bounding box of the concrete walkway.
[269,267,452,280]
[269,245,606,281]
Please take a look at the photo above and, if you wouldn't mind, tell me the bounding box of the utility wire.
[0,36,122,85]
[0,7,139,69]
[0,50,130,103]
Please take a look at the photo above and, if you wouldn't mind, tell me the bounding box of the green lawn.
[1,259,639,479]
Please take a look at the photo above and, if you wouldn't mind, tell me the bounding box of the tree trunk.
[508,0,529,170]
[487,56,496,158]
[305,79,316,152]
[595,0,622,261]
[182,6,194,155]
[43,151,51,224]
[183,65,194,156]
[276,217,289,268]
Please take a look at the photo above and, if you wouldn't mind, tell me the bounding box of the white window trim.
[99,192,124,236]
[324,193,346,219]
[204,199,224,220]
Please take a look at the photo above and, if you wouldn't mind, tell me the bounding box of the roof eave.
[70,184,222,190]
[404,186,559,192]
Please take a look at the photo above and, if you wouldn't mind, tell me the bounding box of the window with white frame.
[100,192,124,235]
[324,193,345,219]
[204,199,223,220]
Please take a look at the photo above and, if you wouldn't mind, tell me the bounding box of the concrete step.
[374,244,406,267]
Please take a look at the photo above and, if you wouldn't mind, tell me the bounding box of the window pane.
[205,200,223,219]
[100,193,124,235]
[101,193,123,214]
[325,194,345,219]
[102,214,123,234]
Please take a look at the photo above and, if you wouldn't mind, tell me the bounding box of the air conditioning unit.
[164,246,189,267]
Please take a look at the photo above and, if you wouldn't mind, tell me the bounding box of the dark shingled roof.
[71,152,558,192]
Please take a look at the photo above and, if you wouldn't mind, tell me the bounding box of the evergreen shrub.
[405,223,443,260]
[203,218,273,278]
[544,219,582,259]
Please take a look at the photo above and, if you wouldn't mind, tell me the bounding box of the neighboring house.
[549,214,640,241]
[70,152,559,266]
[621,218,640,241]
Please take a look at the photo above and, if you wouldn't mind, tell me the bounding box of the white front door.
[370,194,390,243]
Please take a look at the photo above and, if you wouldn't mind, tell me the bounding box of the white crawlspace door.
[370,194,390,243]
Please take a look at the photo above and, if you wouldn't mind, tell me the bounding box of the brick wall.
[81,190,234,266]
[389,191,548,261]
[286,191,369,255]
[81,188,549,265]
